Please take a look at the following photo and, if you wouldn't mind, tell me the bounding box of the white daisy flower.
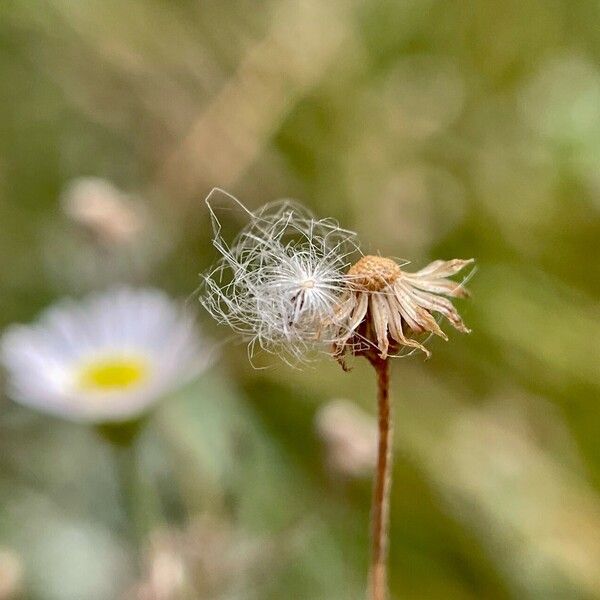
[200,189,360,363]
[0,288,211,423]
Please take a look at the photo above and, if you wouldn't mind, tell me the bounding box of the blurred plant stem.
[96,418,151,571]
[366,355,392,600]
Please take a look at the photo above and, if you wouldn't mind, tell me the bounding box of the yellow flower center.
[78,357,148,391]
[347,255,402,292]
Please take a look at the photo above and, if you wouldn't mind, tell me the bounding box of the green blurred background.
[1,1,600,598]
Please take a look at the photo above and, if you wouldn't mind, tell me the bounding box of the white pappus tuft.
[199,189,360,364]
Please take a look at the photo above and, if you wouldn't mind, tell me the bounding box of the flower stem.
[114,439,144,556]
[367,355,392,600]
[96,419,147,570]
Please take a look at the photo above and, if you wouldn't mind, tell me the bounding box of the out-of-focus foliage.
[0,1,599,598]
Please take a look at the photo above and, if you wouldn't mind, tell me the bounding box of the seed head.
[199,190,474,366]
[199,190,360,364]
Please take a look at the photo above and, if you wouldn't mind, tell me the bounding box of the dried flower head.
[200,189,359,363]
[61,177,144,246]
[316,399,378,478]
[334,255,474,360]
[200,190,473,365]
